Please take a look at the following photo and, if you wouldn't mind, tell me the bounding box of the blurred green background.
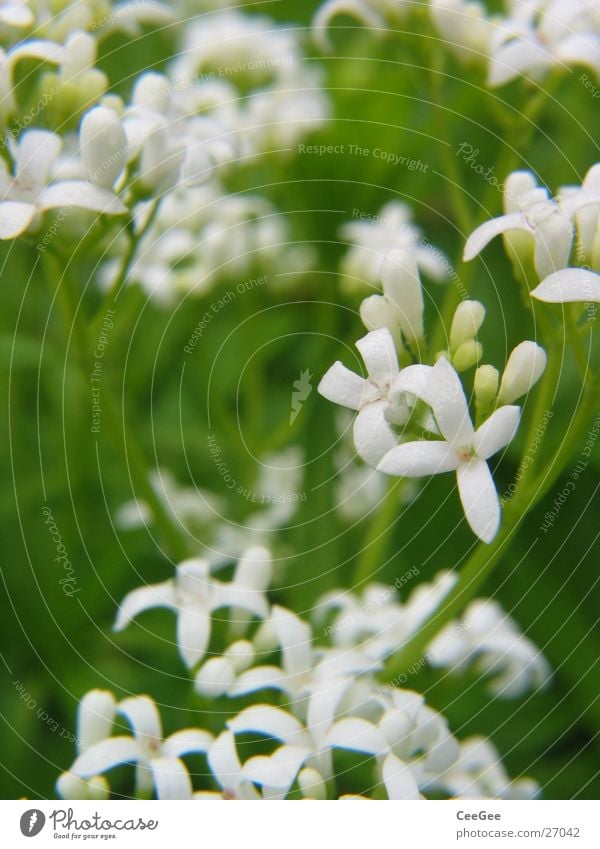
[1,0,599,799]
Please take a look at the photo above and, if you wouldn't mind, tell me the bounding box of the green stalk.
[352,478,403,587]
[44,251,189,562]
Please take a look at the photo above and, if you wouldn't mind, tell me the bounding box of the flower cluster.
[313,0,600,88]
[57,568,542,799]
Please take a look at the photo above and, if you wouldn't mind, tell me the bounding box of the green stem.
[352,478,403,587]
[44,251,189,562]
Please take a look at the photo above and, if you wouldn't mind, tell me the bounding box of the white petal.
[377,440,459,477]
[0,201,36,239]
[504,171,538,214]
[207,731,242,793]
[77,690,117,751]
[231,665,290,697]
[488,38,552,87]
[271,605,312,678]
[533,210,573,278]
[228,705,308,746]
[318,361,375,410]
[312,0,383,52]
[113,581,176,632]
[390,364,435,408]
[72,737,142,778]
[307,678,355,746]
[353,401,398,466]
[556,33,600,77]
[176,558,211,593]
[38,181,127,214]
[150,756,193,800]
[355,327,399,384]
[243,745,312,792]
[381,250,425,343]
[474,406,521,460]
[429,357,474,447]
[464,213,529,261]
[118,695,162,744]
[80,106,127,188]
[234,546,272,590]
[177,604,211,669]
[325,718,389,756]
[382,754,421,800]
[531,268,600,303]
[456,459,500,543]
[15,130,62,187]
[194,657,236,698]
[162,729,214,758]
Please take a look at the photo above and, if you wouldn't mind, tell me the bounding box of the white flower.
[360,249,425,349]
[438,736,540,799]
[429,0,494,64]
[563,163,600,269]
[69,695,213,799]
[56,689,116,800]
[113,548,272,669]
[498,341,547,403]
[318,328,401,466]
[488,0,600,88]
[531,267,600,303]
[340,201,449,291]
[0,38,63,120]
[428,599,552,697]
[464,170,600,279]
[378,357,521,542]
[0,1,33,29]
[0,128,126,239]
[312,0,405,52]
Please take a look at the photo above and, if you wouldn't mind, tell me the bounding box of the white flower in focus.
[0,128,126,240]
[318,328,401,466]
[69,695,213,799]
[531,267,600,303]
[464,171,600,279]
[378,357,521,542]
[488,0,600,87]
[428,599,552,697]
[113,548,272,669]
[341,202,449,291]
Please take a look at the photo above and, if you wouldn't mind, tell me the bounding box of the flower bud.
[194,657,233,698]
[298,768,327,800]
[360,294,405,353]
[452,339,482,371]
[499,341,547,403]
[450,300,485,351]
[80,106,127,188]
[56,772,110,801]
[474,364,499,409]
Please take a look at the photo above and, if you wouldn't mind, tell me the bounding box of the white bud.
[138,125,184,193]
[80,107,127,188]
[194,657,234,698]
[474,364,499,408]
[453,339,482,371]
[380,249,424,345]
[499,341,547,403]
[132,72,172,113]
[360,294,405,352]
[450,299,485,351]
[56,773,110,801]
[298,767,327,800]
[224,639,255,673]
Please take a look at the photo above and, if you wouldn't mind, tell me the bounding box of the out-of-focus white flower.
[312,0,407,52]
[0,128,126,239]
[80,105,127,189]
[378,357,521,542]
[563,163,600,269]
[113,548,272,669]
[318,328,402,466]
[0,1,33,30]
[464,169,600,279]
[531,267,600,303]
[438,736,540,799]
[56,689,116,800]
[430,0,495,64]
[340,202,449,291]
[498,341,547,403]
[0,38,63,120]
[360,249,425,350]
[488,0,600,87]
[68,694,213,799]
[428,599,552,697]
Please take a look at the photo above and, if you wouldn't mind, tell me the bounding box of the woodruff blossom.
[360,249,425,351]
[532,268,600,303]
[464,170,600,279]
[66,694,213,799]
[0,126,126,239]
[56,689,115,800]
[113,548,272,669]
[378,357,521,542]
[312,0,407,52]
